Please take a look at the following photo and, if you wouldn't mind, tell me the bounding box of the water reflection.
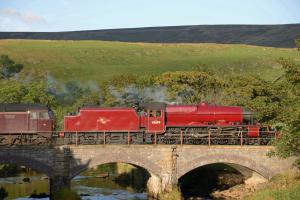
[0,175,48,199]
[72,175,147,200]
[0,174,146,200]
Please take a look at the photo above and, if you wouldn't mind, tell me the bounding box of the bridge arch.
[0,154,54,178]
[178,153,274,180]
[70,152,163,179]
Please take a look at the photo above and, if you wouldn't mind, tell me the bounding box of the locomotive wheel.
[162,136,177,144]
[190,139,203,145]
[130,133,143,144]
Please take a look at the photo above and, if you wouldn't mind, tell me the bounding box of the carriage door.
[147,109,165,133]
[29,111,38,132]
[38,111,52,135]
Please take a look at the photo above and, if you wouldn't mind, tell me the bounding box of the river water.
[0,173,147,200]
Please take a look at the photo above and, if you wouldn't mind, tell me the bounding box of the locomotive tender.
[63,102,274,145]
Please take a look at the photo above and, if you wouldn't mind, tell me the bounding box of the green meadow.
[0,39,299,83]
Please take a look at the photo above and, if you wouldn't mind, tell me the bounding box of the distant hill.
[0,24,300,48]
[0,40,299,83]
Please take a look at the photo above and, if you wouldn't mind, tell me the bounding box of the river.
[0,163,242,200]
[0,173,147,200]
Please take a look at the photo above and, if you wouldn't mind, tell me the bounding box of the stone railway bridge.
[0,145,295,199]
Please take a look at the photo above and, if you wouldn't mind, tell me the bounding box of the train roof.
[0,104,48,112]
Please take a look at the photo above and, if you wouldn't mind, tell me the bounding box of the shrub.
[55,188,81,200]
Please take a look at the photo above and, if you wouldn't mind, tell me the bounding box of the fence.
[0,129,277,146]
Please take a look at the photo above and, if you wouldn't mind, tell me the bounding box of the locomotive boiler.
[63,102,273,145]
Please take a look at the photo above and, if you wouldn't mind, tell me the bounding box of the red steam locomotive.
[0,102,274,145]
[62,102,274,145]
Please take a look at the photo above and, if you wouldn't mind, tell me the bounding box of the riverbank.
[211,171,300,200]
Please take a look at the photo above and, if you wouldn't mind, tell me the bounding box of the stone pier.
[49,147,71,199]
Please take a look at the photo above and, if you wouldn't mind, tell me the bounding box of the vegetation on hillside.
[0,40,300,83]
[0,55,23,79]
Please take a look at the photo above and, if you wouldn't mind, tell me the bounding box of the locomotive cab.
[139,102,166,134]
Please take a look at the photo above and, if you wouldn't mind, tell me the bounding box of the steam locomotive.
[63,102,274,145]
[0,102,275,145]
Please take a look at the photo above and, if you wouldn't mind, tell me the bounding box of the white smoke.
[108,85,183,106]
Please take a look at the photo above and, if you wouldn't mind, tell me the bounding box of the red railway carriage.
[63,102,272,145]
[0,104,53,145]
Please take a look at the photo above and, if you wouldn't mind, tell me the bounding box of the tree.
[0,80,26,103]
[155,71,225,103]
[295,38,300,51]
[271,58,300,168]
[278,57,300,86]
[272,127,300,168]
[22,81,56,107]
[0,55,23,79]
[220,75,281,123]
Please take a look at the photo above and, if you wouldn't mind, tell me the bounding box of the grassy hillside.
[1,24,300,48]
[0,39,299,83]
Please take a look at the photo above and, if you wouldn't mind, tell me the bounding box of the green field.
[0,39,299,83]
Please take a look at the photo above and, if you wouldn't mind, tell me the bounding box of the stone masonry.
[0,145,296,199]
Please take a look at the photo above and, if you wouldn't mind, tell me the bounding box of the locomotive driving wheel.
[164,128,181,144]
[185,128,209,145]
[161,136,177,144]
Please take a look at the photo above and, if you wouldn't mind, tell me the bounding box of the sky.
[0,0,300,32]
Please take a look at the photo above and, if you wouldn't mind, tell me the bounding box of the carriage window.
[39,112,50,119]
[149,110,156,117]
[30,112,37,119]
[148,110,161,117]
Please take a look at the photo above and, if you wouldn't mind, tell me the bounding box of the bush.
[55,188,81,200]
[158,187,182,200]
[0,187,8,200]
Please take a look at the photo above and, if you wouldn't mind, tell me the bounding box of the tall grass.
[244,171,300,200]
